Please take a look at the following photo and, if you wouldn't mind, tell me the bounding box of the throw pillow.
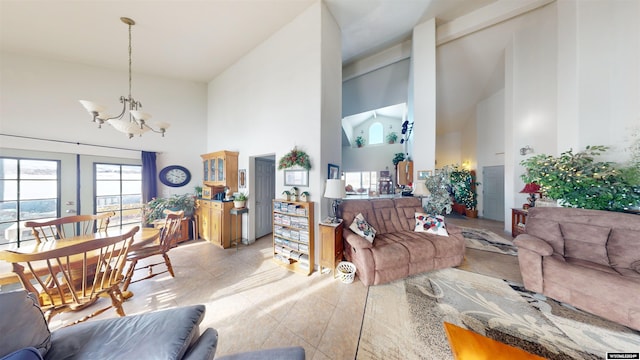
[349,213,376,243]
[414,212,449,237]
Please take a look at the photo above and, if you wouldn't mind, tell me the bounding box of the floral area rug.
[402,268,640,360]
[459,227,518,256]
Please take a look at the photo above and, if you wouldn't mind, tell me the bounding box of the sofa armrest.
[182,328,218,360]
[514,234,553,256]
[217,346,305,360]
[343,228,373,249]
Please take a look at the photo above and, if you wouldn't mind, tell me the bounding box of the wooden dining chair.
[25,212,116,244]
[0,226,138,325]
[122,211,183,292]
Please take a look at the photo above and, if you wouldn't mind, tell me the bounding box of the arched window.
[369,122,383,145]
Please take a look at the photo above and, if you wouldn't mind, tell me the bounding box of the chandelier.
[80,17,169,139]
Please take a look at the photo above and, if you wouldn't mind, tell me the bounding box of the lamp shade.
[519,182,541,194]
[324,179,345,199]
[412,182,431,196]
[79,100,106,114]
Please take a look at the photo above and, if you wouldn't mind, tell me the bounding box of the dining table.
[0,226,160,292]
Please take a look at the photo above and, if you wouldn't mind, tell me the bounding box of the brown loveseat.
[340,197,465,286]
[514,207,640,330]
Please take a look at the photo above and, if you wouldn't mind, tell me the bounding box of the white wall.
[506,2,558,229]
[206,1,341,246]
[342,143,403,173]
[435,132,462,167]
[558,0,640,162]
[0,52,208,197]
[411,19,437,177]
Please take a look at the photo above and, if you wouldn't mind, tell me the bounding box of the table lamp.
[324,179,346,223]
[520,182,541,208]
[412,181,431,198]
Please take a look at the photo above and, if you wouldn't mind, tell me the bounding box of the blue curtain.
[142,151,157,203]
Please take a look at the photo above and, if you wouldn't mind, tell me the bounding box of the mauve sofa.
[514,207,640,330]
[340,197,465,286]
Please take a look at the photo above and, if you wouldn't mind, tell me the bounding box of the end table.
[319,219,344,277]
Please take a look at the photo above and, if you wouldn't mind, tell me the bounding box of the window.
[95,163,142,230]
[0,158,60,247]
[344,171,379,193]
[369,122,383,145]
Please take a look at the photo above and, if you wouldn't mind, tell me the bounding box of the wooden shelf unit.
[272,200,314,275]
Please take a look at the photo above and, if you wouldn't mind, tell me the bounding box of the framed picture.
[417,170,432,180]
[238,169,246,189]
[284,169,309,187]
[328,163,340,179]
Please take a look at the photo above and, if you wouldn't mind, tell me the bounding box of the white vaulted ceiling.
[1,0,550,134]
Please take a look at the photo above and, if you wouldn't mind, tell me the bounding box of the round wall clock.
[159,165,191,187]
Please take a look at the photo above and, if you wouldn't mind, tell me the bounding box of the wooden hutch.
[196,150,239,249]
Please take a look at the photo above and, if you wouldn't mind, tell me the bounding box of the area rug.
[460,226,518,256]
[358,268,640,360]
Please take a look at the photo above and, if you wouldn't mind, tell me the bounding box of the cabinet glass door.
[210,159,216,182]
[217,158,224,181]
[203,160,209,181]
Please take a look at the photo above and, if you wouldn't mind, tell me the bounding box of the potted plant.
[386,132,398,144]
[449,165,479,217]
[233,192,248,209]
[355,136,365,148]
[300,191,310,202]
[520,145,640,212]
[143,193,195,225]
[194,186,202,198]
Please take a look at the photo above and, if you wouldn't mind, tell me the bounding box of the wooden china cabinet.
[197,150,239,249]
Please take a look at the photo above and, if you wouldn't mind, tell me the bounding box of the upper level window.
[369,122,383,145]
[0,157,60,248]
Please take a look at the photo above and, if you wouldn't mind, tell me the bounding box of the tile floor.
[2,216,521,359]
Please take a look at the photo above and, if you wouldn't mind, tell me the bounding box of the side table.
[319,219,344,277]
[230,207,248,252]
[511,208,528,237]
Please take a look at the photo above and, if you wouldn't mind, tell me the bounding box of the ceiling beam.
[436,0,555,46]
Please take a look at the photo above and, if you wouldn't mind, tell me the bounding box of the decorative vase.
[233,200,246,209]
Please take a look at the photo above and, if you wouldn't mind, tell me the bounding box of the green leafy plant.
[194,186,202,198]
[278,147,311,170]
[234,192,248,201]
[386,132,398,144]
[355,136,365,147]
[449,165,479,210]
[392,152,405,166]
[143,194,195,225]
[520,145,640,212]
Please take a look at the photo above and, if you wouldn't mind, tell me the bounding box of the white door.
[255,157,275,238]
[482,165,504,221]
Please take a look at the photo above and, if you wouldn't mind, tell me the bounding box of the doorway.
[482,165,504,221]
[254,156,275,239]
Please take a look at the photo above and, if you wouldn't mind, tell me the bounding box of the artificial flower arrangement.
[278,147,311,170]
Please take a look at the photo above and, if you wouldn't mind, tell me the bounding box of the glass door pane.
[217,158,224,181]
[203,160,209,181]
